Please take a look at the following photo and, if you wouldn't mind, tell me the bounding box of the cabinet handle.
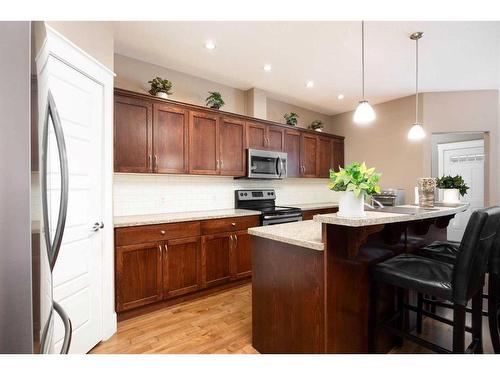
[231,222,236,227]
[234,234,238,248]
[148,155,152,168]
[216,159,219,169]
[158,244,162,255]
[160,230,166,235]
[164,244,168,253]
[154,155,158,169]
[220,159,224,169]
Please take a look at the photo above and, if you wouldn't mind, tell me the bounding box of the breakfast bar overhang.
[249,205,468,354]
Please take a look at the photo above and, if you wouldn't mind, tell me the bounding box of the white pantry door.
[438,139,485,242]
[44,56,104,353]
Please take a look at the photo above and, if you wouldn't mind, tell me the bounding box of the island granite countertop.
[248,220,324,251]
[313,204,468,227]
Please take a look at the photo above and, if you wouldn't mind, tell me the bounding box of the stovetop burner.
[235,189,302,226]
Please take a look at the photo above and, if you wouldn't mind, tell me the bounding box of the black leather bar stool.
[371,207,500,353]
[415,207,500,353]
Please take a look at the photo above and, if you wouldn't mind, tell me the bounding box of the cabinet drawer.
[201,215,260,235]
[115,221,201,246]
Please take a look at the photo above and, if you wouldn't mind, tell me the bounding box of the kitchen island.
[248,204,468,353]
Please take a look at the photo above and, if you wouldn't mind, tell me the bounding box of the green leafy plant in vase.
[328,162,381,218]
[284,112,299,126]
[310,120,324,132]
[148,77,173,99]
[435,175,469,204]
[206,91,225,109]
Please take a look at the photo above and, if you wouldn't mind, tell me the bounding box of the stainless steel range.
[235,189,302,226]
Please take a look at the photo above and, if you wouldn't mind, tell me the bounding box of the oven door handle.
[276,157,282,178]
[263,213,302,220]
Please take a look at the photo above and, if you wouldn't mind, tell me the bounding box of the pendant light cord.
[415,36,419,123]
[361,20,365,100]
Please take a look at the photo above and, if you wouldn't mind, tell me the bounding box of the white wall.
[114,174,339,216]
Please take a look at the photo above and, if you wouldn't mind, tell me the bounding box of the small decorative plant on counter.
[148,77,173,99]
[310,120,324,132]
[435,175,469,204]
[328,162,381,218]
[284,112,299,126]
[206,91,225,109]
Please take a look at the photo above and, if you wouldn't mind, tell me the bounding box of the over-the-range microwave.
[246,149,287,179]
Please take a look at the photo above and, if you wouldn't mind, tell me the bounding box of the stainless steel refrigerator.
[0,21,71,354]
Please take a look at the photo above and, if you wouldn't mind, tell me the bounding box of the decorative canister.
[418,178,436,208]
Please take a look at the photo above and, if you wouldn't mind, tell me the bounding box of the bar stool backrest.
[488,215,500,276]
[452,206,500,305]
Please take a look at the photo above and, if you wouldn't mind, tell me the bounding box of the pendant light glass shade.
[408,32,425,141]
[408,122,425,140]
[353,21,375,125]
[353,100,376,124]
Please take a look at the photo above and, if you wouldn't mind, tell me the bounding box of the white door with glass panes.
[438,139,484,242]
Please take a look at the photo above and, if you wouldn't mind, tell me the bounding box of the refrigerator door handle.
[53,301,72,354]
[41,90,69,271]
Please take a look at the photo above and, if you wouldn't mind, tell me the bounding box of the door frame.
[36,25,117,345]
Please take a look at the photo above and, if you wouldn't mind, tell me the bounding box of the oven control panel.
[236,189,275,201]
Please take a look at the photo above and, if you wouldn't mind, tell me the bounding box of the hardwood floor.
[90,282,494,354]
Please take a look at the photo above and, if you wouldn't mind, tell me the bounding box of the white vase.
[155,92,168,99]
[442,189,461,204]
[338,191,366,218]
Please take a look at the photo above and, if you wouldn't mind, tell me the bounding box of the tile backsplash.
[113,174,340,216]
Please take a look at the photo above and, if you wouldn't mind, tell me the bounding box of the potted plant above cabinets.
[310,120,324,132]
[328,162,381,218]
[435,175,469,204]
[284,112,299,126]
[148,77,173,99]
[206,91,225,109]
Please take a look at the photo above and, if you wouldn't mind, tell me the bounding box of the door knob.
[92,222,104,231]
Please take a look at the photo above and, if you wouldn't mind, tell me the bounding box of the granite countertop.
[313,204,469,227]
[293,202,339,210]
[114,208,261,228]
[248,220,324,251]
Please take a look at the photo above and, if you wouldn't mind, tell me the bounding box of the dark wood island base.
[250,206,466,353]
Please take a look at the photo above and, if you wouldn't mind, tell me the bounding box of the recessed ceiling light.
[205,40,216,50]
[263,64,272,72]
[306,81,314,88]
[337,94,345,100]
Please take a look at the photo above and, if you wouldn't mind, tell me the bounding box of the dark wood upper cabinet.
[189,111,219,174]
[153,103,188,174]
[300,133,318,177]
[163,237,201,298]
[317,136,333,178]
[219,116,246,176]
[114,95,153,173]
[246,122,267,150]
[332,138,345,172]
[115,242,163,312]
[202,233,232,288]
[267,125,285,151]
[113,89,345,178]
[246,122,284,151]
[284,129,301,177]
[231,231,252,279]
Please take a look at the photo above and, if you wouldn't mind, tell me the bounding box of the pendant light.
[407,31,425,141]
[353,21,376,125]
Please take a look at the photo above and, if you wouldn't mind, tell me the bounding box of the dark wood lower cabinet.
[163,237,201,298]
[302,207,338,221]
[115,242,163,312]
[115,216,259,314]
[202,233,232,288]
[231,230,252,279]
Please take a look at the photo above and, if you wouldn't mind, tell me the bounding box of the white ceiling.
[113,21,500,115]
